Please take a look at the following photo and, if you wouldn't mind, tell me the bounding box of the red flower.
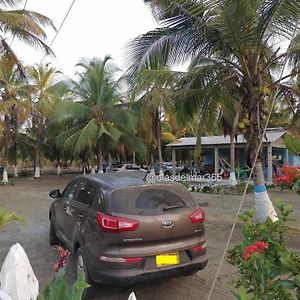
[254,241,269,250]
[274,164,300,189]
[243,241,269,260]
[52,245,70,272]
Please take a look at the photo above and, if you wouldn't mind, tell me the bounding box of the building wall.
[289,154,300,166]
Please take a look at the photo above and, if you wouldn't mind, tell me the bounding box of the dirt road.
[0,175,299,299]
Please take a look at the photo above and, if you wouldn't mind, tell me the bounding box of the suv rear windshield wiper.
[163,205,186,211]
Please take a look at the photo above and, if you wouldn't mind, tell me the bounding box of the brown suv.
[49,172,207,288]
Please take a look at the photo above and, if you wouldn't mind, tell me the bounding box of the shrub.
[38,268,88,300]
[0,207,25,228]
[274,165,300,190]
[228,203,300,299]
[38,246,89,300]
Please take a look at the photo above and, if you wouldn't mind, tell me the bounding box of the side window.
[62,181,79,200]
[125,165,133,170]
[76,183,96,207]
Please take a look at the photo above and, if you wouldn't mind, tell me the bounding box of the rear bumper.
[88,254,208,286]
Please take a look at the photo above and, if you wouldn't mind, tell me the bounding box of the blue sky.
[12,0,157,77]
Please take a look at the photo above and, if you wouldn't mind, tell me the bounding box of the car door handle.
[78,213,83,219]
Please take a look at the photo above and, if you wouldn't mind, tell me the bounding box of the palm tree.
[0,0,54,182]
[129,57,173,174]
[127,0,300,222]
[27,64,63,178]
[0,61,32,182]
[0,0,55,71]
[54,56,143,173]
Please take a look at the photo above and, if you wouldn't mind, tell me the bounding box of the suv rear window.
[109,185,196,216]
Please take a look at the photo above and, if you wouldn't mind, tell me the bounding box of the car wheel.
[75,248,94,299]
[49,218,60,246]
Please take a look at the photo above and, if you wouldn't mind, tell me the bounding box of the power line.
[40,0,77,65]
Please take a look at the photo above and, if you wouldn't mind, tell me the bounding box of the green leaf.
[237,286,249,300]
[284,135,300,157]
[0,207,26,228]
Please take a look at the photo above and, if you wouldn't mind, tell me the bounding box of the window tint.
[110,186,196,216]
[62,181,79,200]
[76,183,96,207]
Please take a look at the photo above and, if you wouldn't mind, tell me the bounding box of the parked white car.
[106,163,147,173]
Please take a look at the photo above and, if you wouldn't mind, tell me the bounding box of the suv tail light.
[96,213,139,233]
[191,242,207,253]
[190,208,205,223]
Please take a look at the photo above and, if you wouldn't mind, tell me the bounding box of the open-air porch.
[167,128,298,183]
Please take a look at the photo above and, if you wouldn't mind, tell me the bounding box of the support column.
[214,147,219,175]
[172,148,176,176]
[267,144,273,183]
[285,148,289,165]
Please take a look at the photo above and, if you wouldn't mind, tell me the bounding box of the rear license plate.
[156,252,180,267]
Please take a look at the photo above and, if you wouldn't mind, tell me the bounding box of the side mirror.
[49,189,62,199]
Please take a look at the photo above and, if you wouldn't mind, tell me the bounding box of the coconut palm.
[0,0,55,71]
[54,56,144,173]
[127,0,300,222]
[0,61,32,182]
[128,56,175,174]
[26,64,65,178]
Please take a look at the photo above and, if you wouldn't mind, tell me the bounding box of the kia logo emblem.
[162,220,174,228]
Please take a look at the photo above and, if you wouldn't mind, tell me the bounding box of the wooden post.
[214,147,219,175]
[267,144,273,183]
[172,148,176,176]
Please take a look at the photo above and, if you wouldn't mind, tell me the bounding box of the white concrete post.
[0,243,39,300]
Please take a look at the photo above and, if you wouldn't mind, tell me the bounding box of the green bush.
[228,203,300,299]
[0,207,25,228]
[38,268,89,300]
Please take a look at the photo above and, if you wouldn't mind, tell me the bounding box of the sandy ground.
[0,174,299,300]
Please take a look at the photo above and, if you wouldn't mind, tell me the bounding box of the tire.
[75,248,94,299]
[164,170,171,176]
[49,218,60,246]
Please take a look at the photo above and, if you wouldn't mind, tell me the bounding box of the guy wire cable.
[40,0,77,65]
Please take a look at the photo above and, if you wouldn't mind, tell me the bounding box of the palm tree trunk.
[98,145,103,173]
[248,97,277,222]
[3,115,10,183]
[229,134,237,185]
[2,162,8,184]
[34,151,41,178]
[253,161,277,222]
[13,142,18,177]
[194,120,202,169]
[157,115,163,176]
